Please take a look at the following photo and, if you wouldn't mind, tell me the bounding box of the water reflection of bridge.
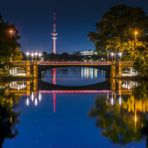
[0,67,138,114]
[8,67,134,94]
[7,81,134,112]
[7,80,135,113]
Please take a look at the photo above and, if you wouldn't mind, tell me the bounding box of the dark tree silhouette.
[0,88,19,147]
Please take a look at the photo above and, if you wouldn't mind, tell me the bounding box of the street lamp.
[35,52,38,56]
[8,28,16,61]
[134,30,138,41]
[134,30,138,52]
[31,52,34,61]
[38,53,42,60]
[25,51,42,61]
[38,53,42,57]
[110,52,114,61]
[26,52,30,61]
[118,52,122,61]
[35,52,38,61]
[8,28,15,38]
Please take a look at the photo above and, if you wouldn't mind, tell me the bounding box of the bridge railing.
[10,61,134,66]
[37,61,113,65]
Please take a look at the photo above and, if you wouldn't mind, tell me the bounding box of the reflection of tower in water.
[52,68,56,112]
[52,68,56,85]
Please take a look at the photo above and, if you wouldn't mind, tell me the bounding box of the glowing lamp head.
[26,52,30,56]
[118,52,122,57]
[134,30,138,36]
[35,52,38,56]
[9,29,13,34]
[110,52,114,57]
[31,53,34,57]
[38,53,42,57]
[9,28,15,36]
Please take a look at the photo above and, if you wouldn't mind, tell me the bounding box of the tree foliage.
[0,15,23,75]
[89,5,148,76]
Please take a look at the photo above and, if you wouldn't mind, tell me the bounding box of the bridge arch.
[38,64,111,79]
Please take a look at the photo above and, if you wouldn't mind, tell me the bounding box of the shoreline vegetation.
[88,5,148,77]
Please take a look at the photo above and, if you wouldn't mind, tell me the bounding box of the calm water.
[0,67,148,148]
[42,67,106,86]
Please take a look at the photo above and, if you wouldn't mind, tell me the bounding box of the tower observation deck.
[51,13,57,54]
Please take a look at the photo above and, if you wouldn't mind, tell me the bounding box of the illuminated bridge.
[10,61,135,78]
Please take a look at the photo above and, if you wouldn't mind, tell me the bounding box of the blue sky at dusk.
[0,0,148,53]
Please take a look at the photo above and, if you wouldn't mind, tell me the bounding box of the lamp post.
[134,30,138,42]
[26,52,42,61]
[8,28,15,61]
[134,30,138,52]
[9,28,15,38]
[31,53,34,61]
[26,52,30,61]
[110,52,114,61]
[38,53,42,60]
[118,52,122,61]
[35,52,38,61]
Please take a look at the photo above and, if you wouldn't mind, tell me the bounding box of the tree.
[0,15,23,75]
[88,5,148,76]
[89,5,148,51]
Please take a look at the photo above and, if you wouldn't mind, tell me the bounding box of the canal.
[0,67,148,148]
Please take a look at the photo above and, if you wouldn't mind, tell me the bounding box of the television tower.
[51,13,57,54]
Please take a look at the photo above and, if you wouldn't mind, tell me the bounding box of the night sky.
[0,0,148,53]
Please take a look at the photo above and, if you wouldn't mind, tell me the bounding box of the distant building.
[80,50,97,56]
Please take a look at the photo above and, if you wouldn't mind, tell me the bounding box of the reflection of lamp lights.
[134,112,137,127]
[31,92,34,101]
[35,98,38,106]
[118,96,122,106]
[26,98,30,106]
[111,96,114,106]
[128,85,131,90]
[38,92,42,102]
[25,91,43,107]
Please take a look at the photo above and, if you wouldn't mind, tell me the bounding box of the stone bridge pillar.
[110,62,116,78]
[26,61,31,78]
[33,79,38,93]
[26,80,31,96]
[116,79,122,95]
[110,78,116,92]
[116,62,122,78]
[33,62,38,79]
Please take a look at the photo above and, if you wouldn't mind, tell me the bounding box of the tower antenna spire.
[51,12,57,54]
